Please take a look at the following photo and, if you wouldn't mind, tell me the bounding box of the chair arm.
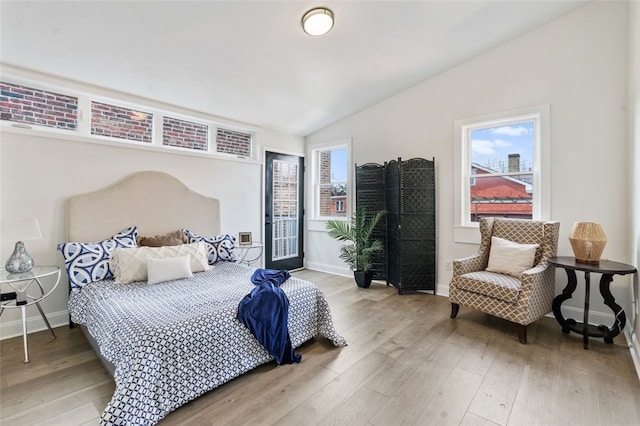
[521,263,549,277]
[515,264,557,324]
[453,254,486,276]
[520,262,555,298]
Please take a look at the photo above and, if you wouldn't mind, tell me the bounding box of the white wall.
[0,117,303,339]
[628,0,640,375]
[306,2,630,322]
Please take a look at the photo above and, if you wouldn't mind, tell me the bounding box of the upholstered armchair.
[449,217,560,344]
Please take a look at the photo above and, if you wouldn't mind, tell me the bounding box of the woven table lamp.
[569,222,607,265]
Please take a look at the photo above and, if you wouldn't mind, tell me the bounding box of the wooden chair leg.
[516,324,527,344]
[450,303,459,319]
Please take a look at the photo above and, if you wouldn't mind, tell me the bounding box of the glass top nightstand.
[0,265,61,363]
[235,243,264,267]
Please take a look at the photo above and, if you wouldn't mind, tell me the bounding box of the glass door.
[265,151,304,270]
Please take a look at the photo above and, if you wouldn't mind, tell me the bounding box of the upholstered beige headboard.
[66,171,220,242]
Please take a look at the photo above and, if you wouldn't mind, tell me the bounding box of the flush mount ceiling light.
[302,7,334,36]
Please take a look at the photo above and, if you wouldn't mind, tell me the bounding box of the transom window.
[92,101,153,143]
[1,79,257,160]
[0,82,77,130]
[163,116,208,151]
[216,128,252,157]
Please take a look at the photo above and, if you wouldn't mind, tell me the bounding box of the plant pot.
[354,271,373,288]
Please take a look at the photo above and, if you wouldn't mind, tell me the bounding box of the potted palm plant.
[326,207,385,288]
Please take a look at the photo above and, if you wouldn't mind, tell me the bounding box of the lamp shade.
[2,218,43,242]
[568,222,607,265]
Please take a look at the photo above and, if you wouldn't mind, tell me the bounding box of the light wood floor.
[1,269,639,426]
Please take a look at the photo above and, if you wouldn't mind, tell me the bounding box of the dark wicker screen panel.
[355,157,436,295]
[385,160,401,286]
[354,163,387,280]
[396,158,436,293]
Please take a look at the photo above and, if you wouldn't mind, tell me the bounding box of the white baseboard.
[305,262,450,297]
[554,304,616,328]
[304,261,352,278]
[624,329,640,381]
[0,309,69,340]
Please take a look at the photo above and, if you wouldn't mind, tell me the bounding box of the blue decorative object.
[250,268,291,287]
[58,226,138,289]
[182,229,236,264]
[238,268,300,365]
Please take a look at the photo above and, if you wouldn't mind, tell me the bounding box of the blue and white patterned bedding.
[68,262,346,425]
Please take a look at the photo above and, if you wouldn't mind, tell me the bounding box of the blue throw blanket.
[237,269,301,364]
[250,268,291,287]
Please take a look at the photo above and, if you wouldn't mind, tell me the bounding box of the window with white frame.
[0,79,258,160]
[91,101,153,143]
[454,105,550,243]
[163,115,208,151]
[216,127,252,157]
[1,81,78,130]
[311,141,350,219]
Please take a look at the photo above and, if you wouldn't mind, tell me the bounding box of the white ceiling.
[0,1,586,136]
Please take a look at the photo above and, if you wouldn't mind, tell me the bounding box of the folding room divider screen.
[355,157,436,294]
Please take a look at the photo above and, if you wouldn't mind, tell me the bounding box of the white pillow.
[486,236,539,278]
[147,256,192,285]
[110,242,210,284]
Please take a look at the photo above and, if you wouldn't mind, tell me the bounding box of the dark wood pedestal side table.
[549,256,637,349]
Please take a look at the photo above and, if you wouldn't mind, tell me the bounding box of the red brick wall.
[319,151,332,216]
[470,169,532,220]
[273,160,299,217]
[330,196,347,215]
[91,101,152,143]
[2,81,256,158]
[163,116,208,151]
[0,82,77,130]
[216,128,251,156]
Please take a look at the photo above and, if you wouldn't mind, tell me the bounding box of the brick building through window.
[1,82,77,130]
[470,157,532,221]
[318,149,348,217]
[91,101,153,143]
[1,80,257,159]
[216,128,252,157]
[163,116,207,150]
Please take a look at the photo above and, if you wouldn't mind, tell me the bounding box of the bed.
[61,171,346,426]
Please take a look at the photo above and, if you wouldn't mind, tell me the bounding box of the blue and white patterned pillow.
[181,229,236,264]
[58,226,138,290]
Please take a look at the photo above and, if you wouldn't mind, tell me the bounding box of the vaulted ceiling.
[0,1,586,136]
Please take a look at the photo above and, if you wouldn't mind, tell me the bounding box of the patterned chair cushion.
[456,270,521,304]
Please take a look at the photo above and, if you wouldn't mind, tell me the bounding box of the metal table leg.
[21,305,29,363]
[34,302,56,339]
